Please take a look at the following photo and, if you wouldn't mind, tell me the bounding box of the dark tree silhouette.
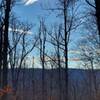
[86,0,100,39]
[95,0,100,38]
[0,0,12,100]
[39,19,47,100]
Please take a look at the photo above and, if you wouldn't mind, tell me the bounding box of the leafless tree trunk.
[1,0,12,99]
[39,19,47,100]
[50,62,53,100]
[86,0,100,39]
[0,0,4,87]
[95,0,100,38]
[32,56,35,100]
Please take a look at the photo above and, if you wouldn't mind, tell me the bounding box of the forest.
[0,0,100,100]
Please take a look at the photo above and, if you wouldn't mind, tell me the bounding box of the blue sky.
[13,0,59,24]
[12,0,86,68]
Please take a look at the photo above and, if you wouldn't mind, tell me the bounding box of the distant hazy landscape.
[0,68,98,100]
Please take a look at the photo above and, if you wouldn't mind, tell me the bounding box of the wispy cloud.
[23,0,38,6]
[68,58,80,62]
[9,27,32,34]
[69,50,80,54]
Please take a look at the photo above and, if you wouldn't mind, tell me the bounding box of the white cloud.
[23,0,38,6]
[69,50,80,54]
[9,27,32,34]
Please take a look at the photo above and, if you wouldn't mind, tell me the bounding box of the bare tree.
[45,0,81,99]
[8,18,38,99]
[0,0,13,99]
[39,19,47,100]
[85,0,100,39]
[32,56,35,100]
[0,0,4,88]
[48,24,64,100]
[78,30,100,100]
